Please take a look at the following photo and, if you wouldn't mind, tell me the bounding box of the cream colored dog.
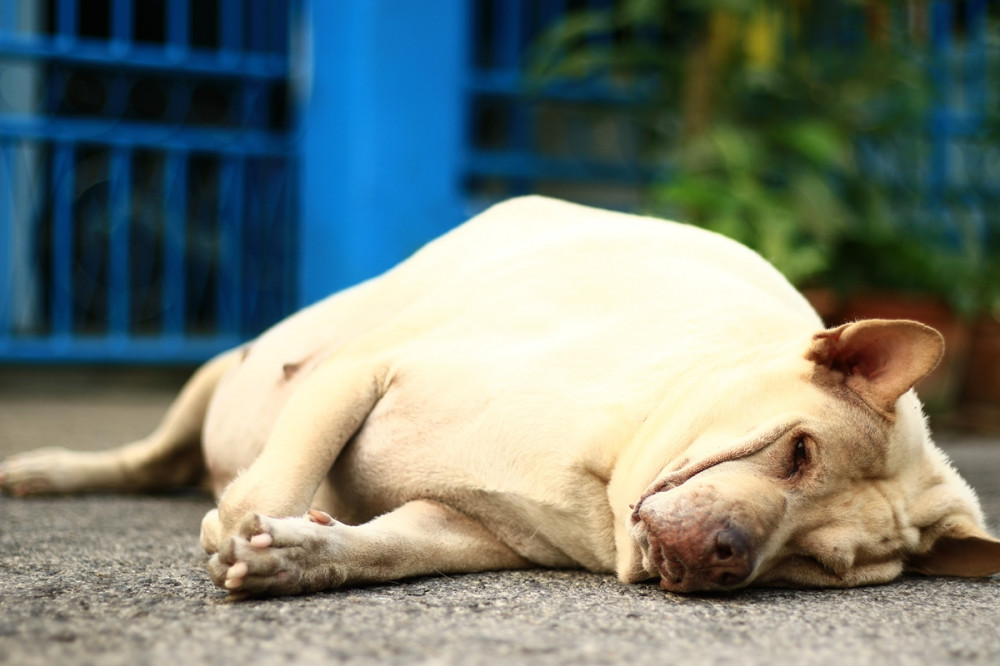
[3,196,999,597]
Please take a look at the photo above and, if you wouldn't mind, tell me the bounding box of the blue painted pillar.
[299,0,471,306]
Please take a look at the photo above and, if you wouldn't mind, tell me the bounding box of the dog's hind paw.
[0,448,111,496]
[208,512,348,598]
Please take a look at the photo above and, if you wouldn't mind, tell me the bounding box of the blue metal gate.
[464,0,653,212]
[0,0,299,362]
[1,0,995,364]
[464,0,999,246]
[854,1,999,247]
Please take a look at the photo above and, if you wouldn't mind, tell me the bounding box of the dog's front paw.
[208,512,348,598]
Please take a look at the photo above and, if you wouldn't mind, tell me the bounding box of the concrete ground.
[1,368,999,666]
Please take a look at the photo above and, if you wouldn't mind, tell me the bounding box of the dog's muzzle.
[633,487,758,593]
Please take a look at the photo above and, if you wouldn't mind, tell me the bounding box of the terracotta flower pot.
[958,315,1000,432]
[965,316,1000,402]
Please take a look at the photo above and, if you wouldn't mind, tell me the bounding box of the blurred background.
[0,0,997,426]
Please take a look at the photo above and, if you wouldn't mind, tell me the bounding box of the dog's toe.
[236,511,267,539]
[207,552,233,589]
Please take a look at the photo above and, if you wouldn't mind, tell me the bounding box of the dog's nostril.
[708,527,753,588]
[714,528,747,563]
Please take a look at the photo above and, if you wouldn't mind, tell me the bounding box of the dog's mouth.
[632,505,758,593]
[644,530,687,588]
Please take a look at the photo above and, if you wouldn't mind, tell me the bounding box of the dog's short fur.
[3,196,999,597]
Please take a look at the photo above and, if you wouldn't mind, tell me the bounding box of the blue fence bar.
[51,143,74,340]
[496,0,524,70]
[162,150,187,337]
[56,0,77,42]
[0,37,290,78]
[967,1,988,113]
[166,0,188,53]
[110,0,131,54]
[0,142,12,338]
[108,147,132,339]
[0,117,293,155]
[217,156,244,337]
[1,3,16,33]
[929,0,954,217]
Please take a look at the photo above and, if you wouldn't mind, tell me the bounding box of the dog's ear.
[907,517,1000,578]
[806,319,944,415]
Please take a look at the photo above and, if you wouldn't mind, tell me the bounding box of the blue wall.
[300,0,470,306]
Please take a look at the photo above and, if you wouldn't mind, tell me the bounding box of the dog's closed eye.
[788,438,809,479]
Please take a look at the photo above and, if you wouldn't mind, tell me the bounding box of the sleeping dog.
[3,196,998,597]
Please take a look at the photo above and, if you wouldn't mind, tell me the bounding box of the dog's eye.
[789,438,809,478]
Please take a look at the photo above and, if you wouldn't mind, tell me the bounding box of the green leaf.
[774,121,848,168]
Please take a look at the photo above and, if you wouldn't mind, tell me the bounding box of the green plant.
[652,120,854,285]
[531,1,1000,310]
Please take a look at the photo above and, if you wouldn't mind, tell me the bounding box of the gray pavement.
[1,368,999,666]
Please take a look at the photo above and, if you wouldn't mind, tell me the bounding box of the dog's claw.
[307,509,335,526]
[228,561,249,579]
[225,561,248,590]
[250,533,273,548]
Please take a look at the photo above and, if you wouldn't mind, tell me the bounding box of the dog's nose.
[645,521,754,592]
[710,527,752,587]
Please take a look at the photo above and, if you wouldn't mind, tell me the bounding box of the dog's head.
[628,319,1000,593]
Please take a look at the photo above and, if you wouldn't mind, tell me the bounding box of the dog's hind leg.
[208,500,529,597]
[0,348,240,496]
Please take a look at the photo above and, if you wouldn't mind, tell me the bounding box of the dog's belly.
[200,281,388,495]
[203,313,642,570]
[200,346,323,497]
[325,349,639,571]
[200,260,452,494]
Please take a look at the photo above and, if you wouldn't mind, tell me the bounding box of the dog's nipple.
[282,362,301,380]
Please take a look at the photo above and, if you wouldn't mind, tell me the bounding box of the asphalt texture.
[1,368,999,666]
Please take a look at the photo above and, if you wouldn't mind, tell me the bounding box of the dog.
[2,196,999,598]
